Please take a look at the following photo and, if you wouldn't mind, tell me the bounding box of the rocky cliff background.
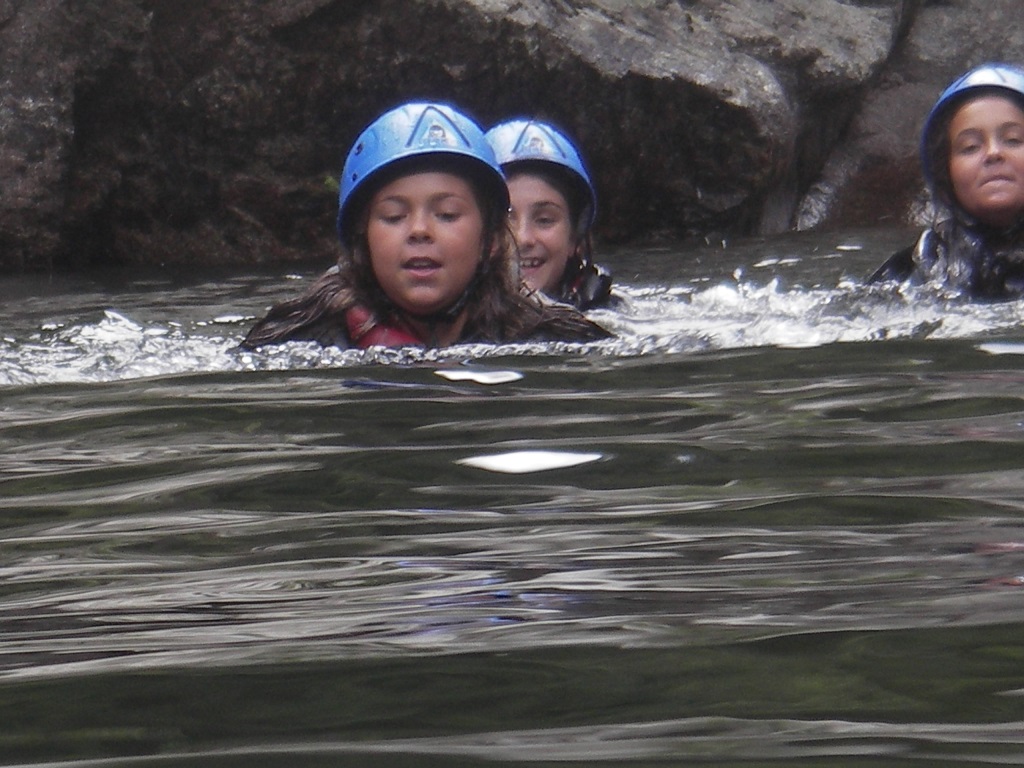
[2,0,1023,272]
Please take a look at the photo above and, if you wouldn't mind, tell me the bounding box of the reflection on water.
[2,228,1024,766]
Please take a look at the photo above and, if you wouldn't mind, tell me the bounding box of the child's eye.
[530,204,566,228]
[372,204,407,224]
[437,210,462,222]
[533,210,564,227]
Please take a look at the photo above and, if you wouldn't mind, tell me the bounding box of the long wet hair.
[241,156,609,348]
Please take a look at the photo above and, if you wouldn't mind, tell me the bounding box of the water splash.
[6,230,1024,385]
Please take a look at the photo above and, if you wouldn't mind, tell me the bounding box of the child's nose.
[514,218,534,246]
[984,136,1005,159]
[408,209,432,239]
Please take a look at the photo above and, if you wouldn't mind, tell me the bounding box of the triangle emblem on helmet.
[514,123,569,161]
[406,105,472,150]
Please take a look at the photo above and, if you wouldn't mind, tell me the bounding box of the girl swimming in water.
[870,63,1024,298]
[485,119,615,310]
[242,102,611,349]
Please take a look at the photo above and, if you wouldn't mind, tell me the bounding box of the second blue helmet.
[485,119,597,228]
[337,102,509,247]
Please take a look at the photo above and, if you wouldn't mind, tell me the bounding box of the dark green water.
[2,228,1024,766]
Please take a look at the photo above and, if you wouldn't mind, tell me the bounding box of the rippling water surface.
[3,227,1024,766]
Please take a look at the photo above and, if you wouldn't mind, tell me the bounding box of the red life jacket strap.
[345,306,424,348]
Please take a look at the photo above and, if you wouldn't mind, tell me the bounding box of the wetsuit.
[869,217,1024,299]
[556,258,615,311]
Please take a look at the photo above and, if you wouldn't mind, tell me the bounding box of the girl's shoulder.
[867,228,940,284]
[240,265,355,349]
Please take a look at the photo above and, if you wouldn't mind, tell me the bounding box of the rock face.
[0,0,1019,271]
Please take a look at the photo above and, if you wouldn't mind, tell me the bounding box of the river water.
[3,226,1024,766]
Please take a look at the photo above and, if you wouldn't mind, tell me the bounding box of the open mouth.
[520,257,547,270]
[403,257,441,273]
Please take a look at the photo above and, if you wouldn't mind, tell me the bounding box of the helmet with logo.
[336,101,509,247]
[485,118,597,229]
[921,63,1024,196]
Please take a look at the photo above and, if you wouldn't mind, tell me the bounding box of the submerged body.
[869,218,1024,298]
[241,263,612,349]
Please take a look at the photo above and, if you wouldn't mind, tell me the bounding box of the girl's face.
[507,173,577,294]
[948,94,1024,228]
[365,171,485,317]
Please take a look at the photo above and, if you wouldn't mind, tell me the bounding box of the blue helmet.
[921,63,1024,192]
[484,119,597,228]
[336,102,508,246]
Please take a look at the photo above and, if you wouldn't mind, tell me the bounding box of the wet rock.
[0,0,148,269]
[0,0,1003,271]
